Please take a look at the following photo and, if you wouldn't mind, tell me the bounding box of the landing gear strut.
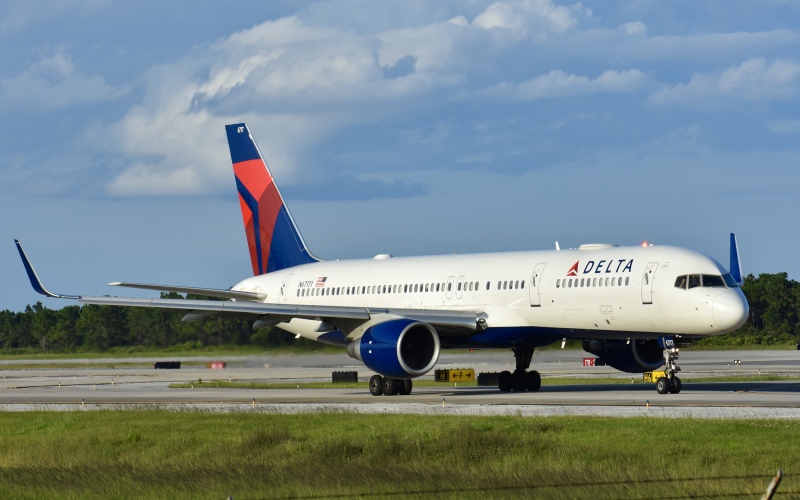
[498,347,541,392]
[369,375,412,396]
[655,344,682,395]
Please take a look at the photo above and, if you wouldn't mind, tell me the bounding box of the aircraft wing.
[78,294,482,332]
[16,240,483,335]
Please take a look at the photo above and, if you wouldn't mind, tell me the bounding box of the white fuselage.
[232,244,748,346]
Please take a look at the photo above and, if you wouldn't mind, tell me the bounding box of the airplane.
[15,122,750,396]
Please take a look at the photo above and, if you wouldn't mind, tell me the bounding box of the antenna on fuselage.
[555,241,560,251]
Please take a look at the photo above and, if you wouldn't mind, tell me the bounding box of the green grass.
[0,411,795,498]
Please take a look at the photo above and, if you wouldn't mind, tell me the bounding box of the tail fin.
[225,123,320,275]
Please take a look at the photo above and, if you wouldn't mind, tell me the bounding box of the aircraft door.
[641,262,658,304]
[456,276,465,299]
[280,273,293,303]
[446,276,455,299]
[529,262,547,306]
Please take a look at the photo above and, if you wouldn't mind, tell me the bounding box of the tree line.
[1,274,798,353]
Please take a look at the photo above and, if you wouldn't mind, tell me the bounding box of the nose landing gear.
[655,345,682,394]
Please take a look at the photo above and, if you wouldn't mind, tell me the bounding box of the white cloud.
[476,68,647,101]
[472,0,588,35]
[766,119,800,133]
[620,21,646,36]
[0,47,126,111]
[649,58,800,104]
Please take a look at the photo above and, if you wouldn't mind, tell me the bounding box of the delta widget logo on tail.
[566,259,635,276]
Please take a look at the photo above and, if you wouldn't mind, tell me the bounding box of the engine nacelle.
[582,338,664,373]
[347,318,440,379]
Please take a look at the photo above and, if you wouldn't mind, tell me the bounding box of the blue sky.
[3,0,800,312]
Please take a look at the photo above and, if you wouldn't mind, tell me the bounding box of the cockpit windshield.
[674,274,739,290]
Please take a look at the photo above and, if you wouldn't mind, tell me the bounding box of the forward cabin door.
[280,273,293,303]
[641,262,658,304]
[529,263,547,307]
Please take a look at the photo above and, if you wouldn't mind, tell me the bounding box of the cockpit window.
[702,275,726,287]
[723,273,739,287]
[675,273,737,289]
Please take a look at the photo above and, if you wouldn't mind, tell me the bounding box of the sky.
[2,0,800,312]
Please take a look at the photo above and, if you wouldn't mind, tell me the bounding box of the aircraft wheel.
[512,373,527,392]
[369,375,384,396]
[526,371,541,392]
[656,377,671,395]
[669,377,682,394]
[382,376,397,396]
[399,379,412,395]
[498,371,513,392]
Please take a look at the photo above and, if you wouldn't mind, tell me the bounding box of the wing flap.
[78,296,480,333]
[108,282,266,301]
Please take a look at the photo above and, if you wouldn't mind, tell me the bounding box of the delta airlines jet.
[16,123,749,396]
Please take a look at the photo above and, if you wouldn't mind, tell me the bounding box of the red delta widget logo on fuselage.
[566,259,634,276]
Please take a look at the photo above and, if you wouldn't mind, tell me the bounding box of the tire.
[656,377,670,395]
[399,379,412,395]
[498,371,513,392]
[670,377,682,394]
[369,375,383,396]
[382,376,397,396]
[526,371,542,392]
[512,373,527,392]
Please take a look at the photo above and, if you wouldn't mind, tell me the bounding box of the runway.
[1,349,799,418]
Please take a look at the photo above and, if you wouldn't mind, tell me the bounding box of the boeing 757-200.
[16,123,749,395]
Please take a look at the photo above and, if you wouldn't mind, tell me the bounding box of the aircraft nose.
[712,290,749,332]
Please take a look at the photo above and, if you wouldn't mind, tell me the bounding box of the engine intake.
[582,338,664,373]
[347,318,440,379]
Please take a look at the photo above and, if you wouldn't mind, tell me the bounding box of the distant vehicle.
[16,123,749,396]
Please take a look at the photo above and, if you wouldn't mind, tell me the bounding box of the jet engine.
[582,338,664,373]
[347,318,440,379]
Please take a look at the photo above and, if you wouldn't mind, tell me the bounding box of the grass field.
[0,411,795,499]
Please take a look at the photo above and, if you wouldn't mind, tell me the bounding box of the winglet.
[14,240,80,300]
[729,233,744,286]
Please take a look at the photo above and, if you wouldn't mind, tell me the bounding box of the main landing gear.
[369,375,412,396]
[655,344,682,395]
[498,347,541,392]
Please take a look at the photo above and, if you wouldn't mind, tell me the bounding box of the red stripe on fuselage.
[234,159,283,275]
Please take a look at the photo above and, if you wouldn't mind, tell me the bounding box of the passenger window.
[625,277,629,286]
[486,282,490,290]
[447,283,452,292]
[688,275,700,289]
[618,277,622,286]
[497,281,502,290]
[458,283,462,291]
[556,280,560,288]
[521,280,525,289]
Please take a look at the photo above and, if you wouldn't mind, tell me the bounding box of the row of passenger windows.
[296,278,528,297]
[674,274,737,289]
[556,277,629,289]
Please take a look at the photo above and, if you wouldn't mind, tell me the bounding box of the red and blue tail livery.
[225,123,320,275]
